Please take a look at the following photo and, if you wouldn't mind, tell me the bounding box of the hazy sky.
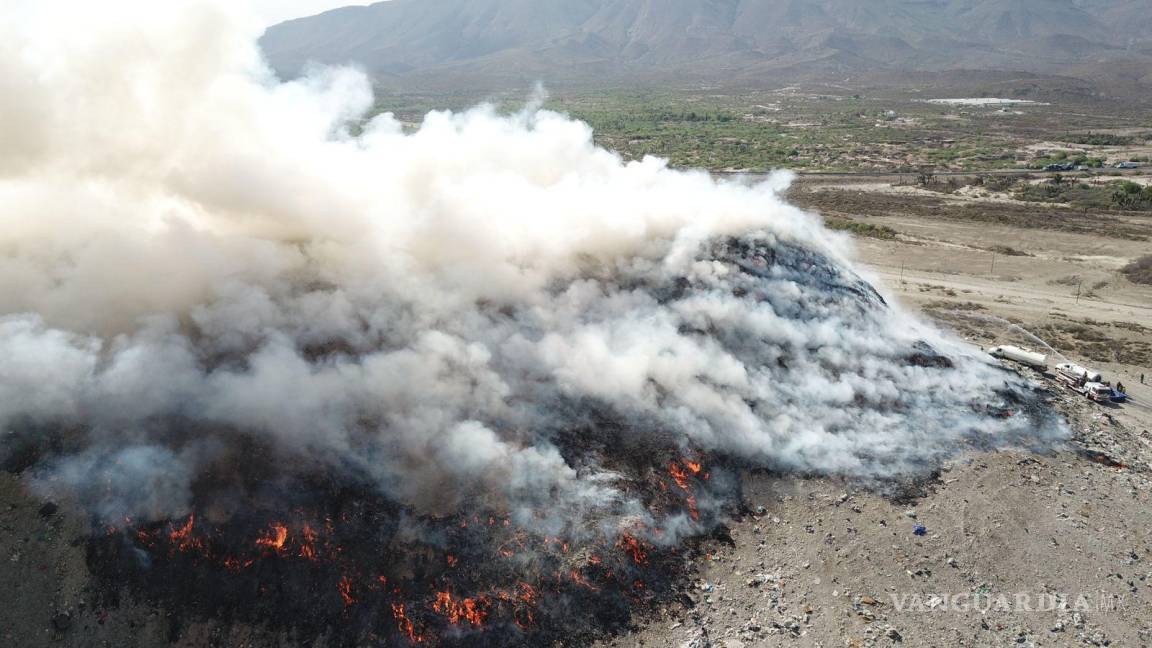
[250,0,373,26]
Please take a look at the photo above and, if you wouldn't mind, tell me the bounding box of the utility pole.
[990,252,996,276]
[1075,280,1082,304]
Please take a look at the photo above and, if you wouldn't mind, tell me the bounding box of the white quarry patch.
[924,98,1048,106]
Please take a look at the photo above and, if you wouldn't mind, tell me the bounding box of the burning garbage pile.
[8,233,1064,645]
[85,453,718,645]
[0,1,1067,645]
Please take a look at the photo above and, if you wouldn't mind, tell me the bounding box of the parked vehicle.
[988,345,1048,370]
[1053,363,1117,402]
[1084,382,1113,403]
[1055,362,1103,385]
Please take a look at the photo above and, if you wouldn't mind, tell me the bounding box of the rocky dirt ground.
[3,175,1151,648]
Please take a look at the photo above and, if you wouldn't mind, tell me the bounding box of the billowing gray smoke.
[1,0,1065,550]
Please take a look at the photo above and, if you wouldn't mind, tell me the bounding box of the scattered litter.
[50,612,72,633]
[912,525,927,536]
[1081,449,1127,470]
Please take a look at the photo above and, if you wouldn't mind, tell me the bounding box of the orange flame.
[223,556,254,572]
[255,522,288,552]
[669,461,691,491]
[392,603,423,643]
[338,575,355,607]
[433,592,453,616]
[518,582,538,605]
[299,524,317,561]
[569,569,599,591]
[168,514,203,553]
[618,534,648,565]
[671,459,706,519]
[433,591,488,626]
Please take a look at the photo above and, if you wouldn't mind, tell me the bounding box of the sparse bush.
[1062,133,1134,146]
[1121,255,1152,285]
[924,300,986,311]
[989,245,1031,257]
[1016,179,1152,211]
[825,218,898,240]
[984,176,1017,192]
[1111,181,1152,210]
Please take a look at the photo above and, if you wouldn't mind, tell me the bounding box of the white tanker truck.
[988,345,1048,371]
[1055,362,1103,385]
[1054,362,1113,402]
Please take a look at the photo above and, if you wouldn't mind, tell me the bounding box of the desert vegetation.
[1122,255,1152,285]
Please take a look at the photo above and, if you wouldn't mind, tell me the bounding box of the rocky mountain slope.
[260,0,1152,88]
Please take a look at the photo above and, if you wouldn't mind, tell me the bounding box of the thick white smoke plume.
[2,0,1063,541]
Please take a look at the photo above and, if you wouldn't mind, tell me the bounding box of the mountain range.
[259,0,1152,91]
